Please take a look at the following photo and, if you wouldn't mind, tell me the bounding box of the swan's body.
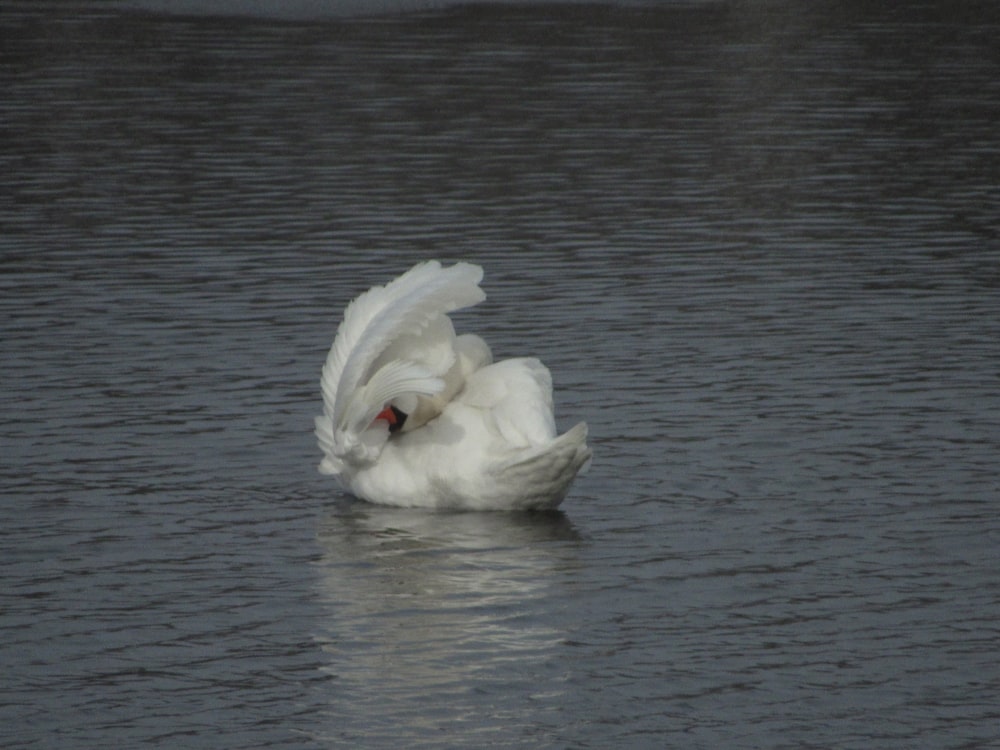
[315,261,590,510]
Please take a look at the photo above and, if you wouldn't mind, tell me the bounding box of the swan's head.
[374,404,407,433]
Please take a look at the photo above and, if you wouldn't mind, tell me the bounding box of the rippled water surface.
[3,1,999,747]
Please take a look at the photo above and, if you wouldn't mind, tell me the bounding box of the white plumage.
[315,261,590,510]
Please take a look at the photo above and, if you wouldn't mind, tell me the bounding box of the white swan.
[315,261,591,510]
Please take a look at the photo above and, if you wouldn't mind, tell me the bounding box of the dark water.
[3,1,1000,747]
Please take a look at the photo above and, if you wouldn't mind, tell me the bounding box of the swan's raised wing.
[315,261,485,473]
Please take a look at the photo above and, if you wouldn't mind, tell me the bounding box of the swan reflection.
[313,503,581,744]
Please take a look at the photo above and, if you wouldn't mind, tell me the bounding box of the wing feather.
[316,261,485,473]
[339,360,444,439]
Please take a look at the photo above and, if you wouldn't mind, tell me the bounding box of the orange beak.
[374,404,407,433]
[375,405,399,427]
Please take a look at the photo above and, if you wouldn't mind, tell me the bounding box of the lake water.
[3,1,999,747]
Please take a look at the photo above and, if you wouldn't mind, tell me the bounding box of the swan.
[314,261,591,510]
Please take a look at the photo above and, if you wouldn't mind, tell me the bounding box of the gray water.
[3,1,1000,747]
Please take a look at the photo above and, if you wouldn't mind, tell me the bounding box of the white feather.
[338,360,444,441]
[320,261,484,430]
[317,261,485,471]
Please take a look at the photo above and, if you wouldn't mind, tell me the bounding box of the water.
[3,1,999,747]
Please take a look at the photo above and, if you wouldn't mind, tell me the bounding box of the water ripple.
[3,2,1000,748]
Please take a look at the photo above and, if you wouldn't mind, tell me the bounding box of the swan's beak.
[375,405,407,434]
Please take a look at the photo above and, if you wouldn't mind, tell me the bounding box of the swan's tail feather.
[493,422,592,510]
